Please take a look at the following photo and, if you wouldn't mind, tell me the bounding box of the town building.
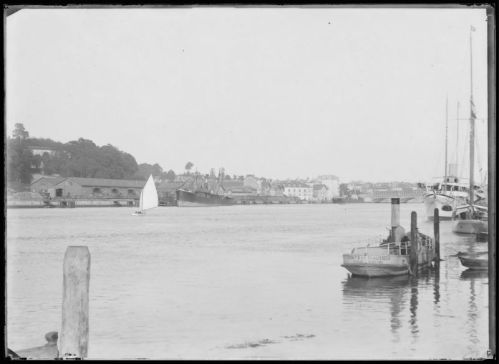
[243,175,273,195]
[222,179,257,196]
[312,184,329,202]
[317,175,340,199]
[243,175,260,193]
[26,146,57,157]
[31,176,66,194]
[49,177,145,199]
[281,181,313,201]
[269,182,285,196]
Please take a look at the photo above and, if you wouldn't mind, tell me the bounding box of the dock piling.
[410,211,418,275]
[434,208,440,267]
[59,246,90,359]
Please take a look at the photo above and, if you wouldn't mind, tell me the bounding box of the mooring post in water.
[410,211,418,275]
[59,246,90,359]
[433,208,440,267]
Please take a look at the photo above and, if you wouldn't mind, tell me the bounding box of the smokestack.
[391,198,400,227]
[391,198,401,243]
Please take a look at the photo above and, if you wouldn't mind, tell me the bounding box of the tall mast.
[456,101,460,176]
[469,25,475,206]
[444,96,449,183]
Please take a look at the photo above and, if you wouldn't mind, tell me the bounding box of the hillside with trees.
[5,123,175,191]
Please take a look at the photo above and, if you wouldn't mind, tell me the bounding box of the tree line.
[6,123,176,190]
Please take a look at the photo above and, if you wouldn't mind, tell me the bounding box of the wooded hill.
[6,123,175,190]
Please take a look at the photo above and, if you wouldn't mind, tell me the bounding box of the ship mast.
[469,25,475,208]
[456,101,460,177]
[444,96,449,184]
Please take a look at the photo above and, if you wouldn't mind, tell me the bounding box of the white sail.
[140,175,159,211]
[139,190,144,210]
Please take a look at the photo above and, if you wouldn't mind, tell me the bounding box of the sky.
[5,6,490,183]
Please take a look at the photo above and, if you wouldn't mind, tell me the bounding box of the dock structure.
[233,195,296,204]
[371,189,424,203]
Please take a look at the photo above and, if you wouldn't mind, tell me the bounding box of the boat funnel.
[391,198,400,227]
[390,198,405,242]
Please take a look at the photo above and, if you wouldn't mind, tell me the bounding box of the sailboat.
[132,174,159,215]
[451,26,488,234]
[422,98,472,220]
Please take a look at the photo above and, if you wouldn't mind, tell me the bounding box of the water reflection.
[409,276,419,337]
[460,269,489,280]
[433,266,441,304]
[342,269,443,343]
[466,271,480,351]
[342,274,410,339]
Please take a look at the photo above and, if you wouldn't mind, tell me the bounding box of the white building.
[282,181,313,201]
[26,146,57,156]
[317,175,340,199]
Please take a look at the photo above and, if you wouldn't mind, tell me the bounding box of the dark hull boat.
[457,251,488,270]
[176,189,236,207]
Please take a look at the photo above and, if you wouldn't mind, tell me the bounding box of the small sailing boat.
[132,174,159,215]
[451,25,488,234]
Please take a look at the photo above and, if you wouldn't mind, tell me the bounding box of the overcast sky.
[5,6,489,183]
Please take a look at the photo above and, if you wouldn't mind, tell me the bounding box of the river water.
[6,203,490,359]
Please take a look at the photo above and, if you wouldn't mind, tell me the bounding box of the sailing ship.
[451,25,488,234]
[132,174,159,215]
[175,168,236,207]
[421,97,485,220]
[341,198,435,277]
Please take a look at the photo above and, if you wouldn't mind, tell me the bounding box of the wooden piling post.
[410,211,418,275]
[433,208,440,267]
[59,246,90,359]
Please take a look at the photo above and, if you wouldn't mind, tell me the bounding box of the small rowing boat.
[457,251,488,270]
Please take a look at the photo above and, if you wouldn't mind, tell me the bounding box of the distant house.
[26,146,57,157]
[243,175,260,192]
[50,177,145,199]
[221,179,244,190]
[31,176,66,194]
[281,181,313,201]
[243,175,273,195]
[268,182,284,196]
[317,175,340,199]
[312,184,329,201]
[27,146,59,171]
[222,179,257,196]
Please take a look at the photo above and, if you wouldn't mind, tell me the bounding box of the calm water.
[6,203,490,359]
